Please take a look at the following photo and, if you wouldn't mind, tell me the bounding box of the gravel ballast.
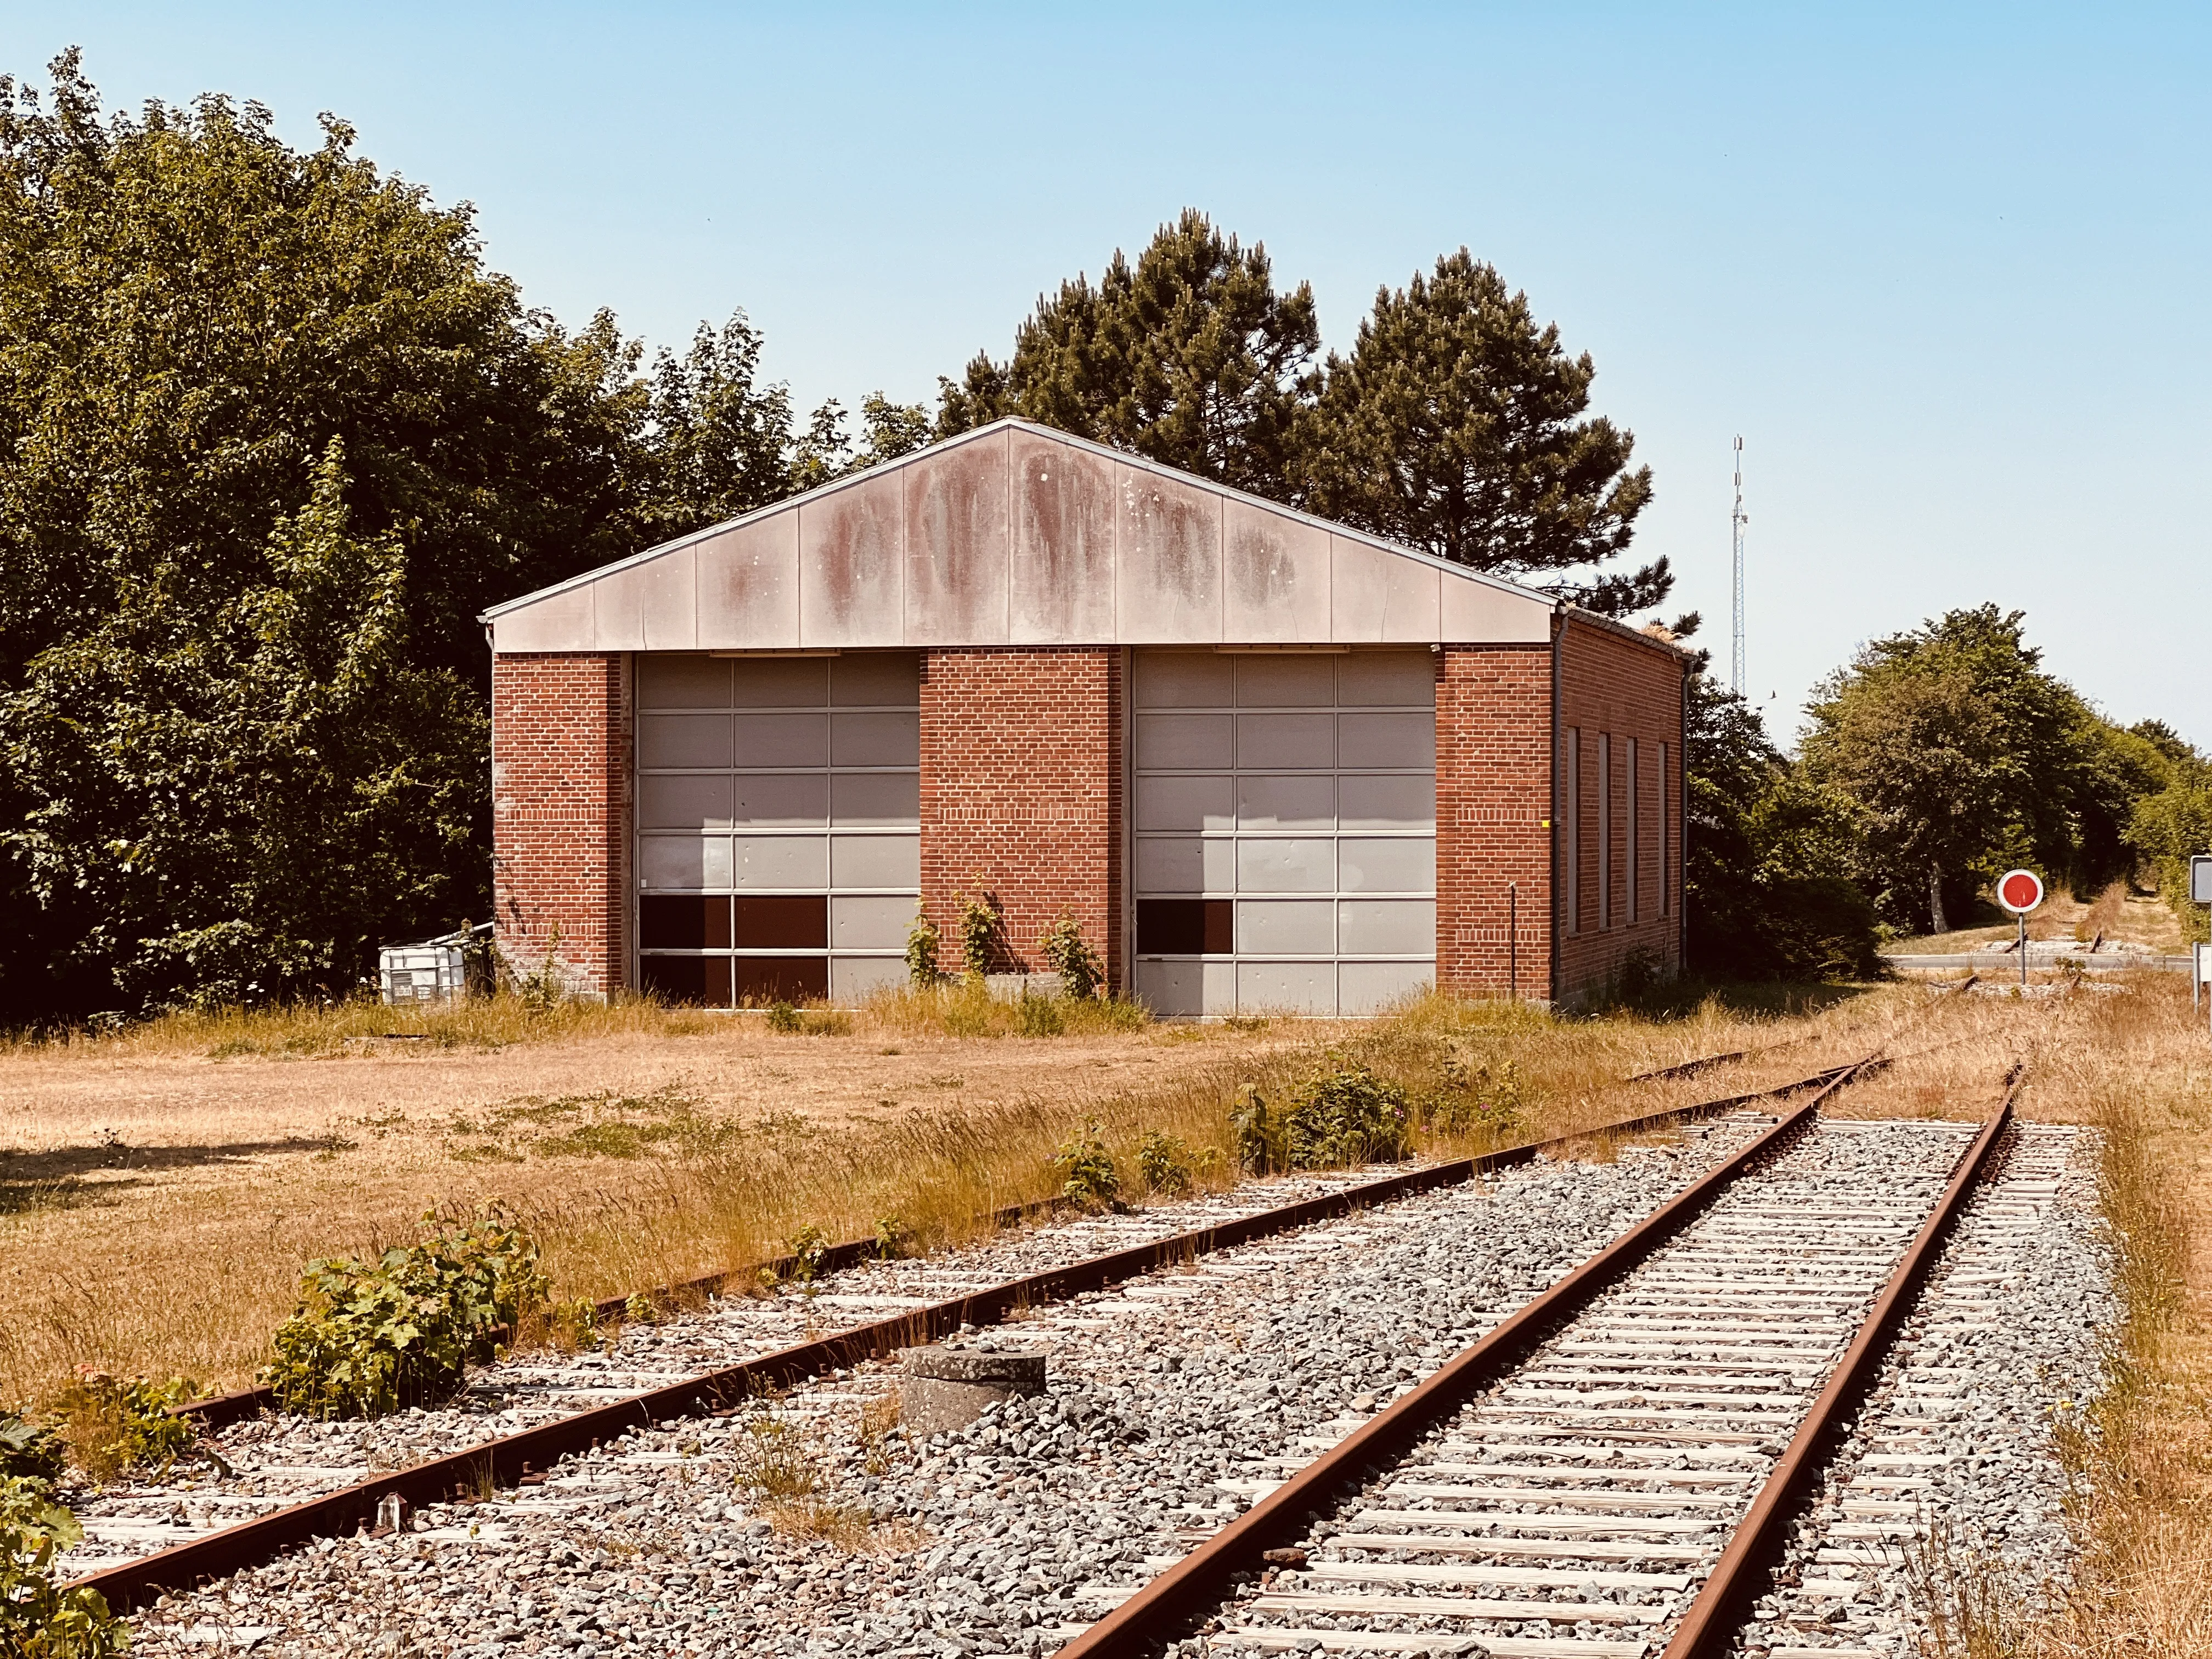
[121,1119,1772,1656]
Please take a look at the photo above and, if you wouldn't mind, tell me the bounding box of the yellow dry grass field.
[2,978,1909,1409]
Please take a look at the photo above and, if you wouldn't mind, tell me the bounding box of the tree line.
[0,54,2200,1020]
[1687,606,2210,977]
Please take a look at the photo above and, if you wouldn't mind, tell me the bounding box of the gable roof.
[482,418,1560,652]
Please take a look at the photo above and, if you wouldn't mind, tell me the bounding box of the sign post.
[1995,868,2044,989]
[2193,857,2212,1034]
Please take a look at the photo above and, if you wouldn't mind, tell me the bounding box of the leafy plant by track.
[1,1457,127,1656]
[264,1206,550,1418]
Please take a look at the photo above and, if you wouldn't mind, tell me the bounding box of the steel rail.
[1047,1055,1882,1659]
[1657,1073,2020,1659]
[75,1063,1860,1612]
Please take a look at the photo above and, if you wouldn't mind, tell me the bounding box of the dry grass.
[0,977,1978,1415]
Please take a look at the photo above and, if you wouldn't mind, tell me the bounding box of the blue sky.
[10,3,2208,746]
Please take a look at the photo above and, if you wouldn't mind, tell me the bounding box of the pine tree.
[938,209,1319,498]
[1300,250,1662,614]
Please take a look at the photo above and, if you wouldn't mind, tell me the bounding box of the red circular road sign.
[1996,869,2044,913]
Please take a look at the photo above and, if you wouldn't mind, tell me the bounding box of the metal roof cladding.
[479,418,1575,653]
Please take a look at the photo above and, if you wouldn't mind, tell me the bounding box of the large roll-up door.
[635,652,918,1005]
[1131,649,1436,1017]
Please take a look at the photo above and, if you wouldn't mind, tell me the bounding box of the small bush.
[1037,912,1105,1001]
[265,1206,551,1418]
[733,1414,819,1500]
[787,1224,831,1284]
[54,1371,201,1482]
[873,1216,912,1260]
[1015,990,1063,1037]
[1136,1131,1196,1197]
[1422,1052,1530,1144]
[0,1415,64,1486]
[957,880,1000,978]
[764,1002,850,1036]
[1282,1058,1413,1169]
[905,907,941,987]
[1049,1121,1121,1210]
[1,1475,128,1657]
[766,1001,802,1034]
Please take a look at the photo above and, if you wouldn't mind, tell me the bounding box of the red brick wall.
[919,648,1123,988]
[490,653,632,997]
[1556,617,1686,1000]
[1435,645,1554,1000]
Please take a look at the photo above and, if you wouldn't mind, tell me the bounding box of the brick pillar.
[490,652,632,998]
[1435,645,1554,1000]
[919,648,1124,988]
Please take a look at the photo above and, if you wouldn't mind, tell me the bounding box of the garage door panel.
[1235,838,1335,893]
[1338,712,1432,769]
[1135,651,1233,708]
[832,893,913,951]
[1137,775,1233,832]
[732,773,827,826]
[1338,652,1435,707]
[732,836,827,890]
[830,651,921,706]
[639,714,732,770]
[831,771,918,826]
[1135,836,1235,894]
[831,956,909,999]
[1234,654,1334,706]
[733,713,827,768]
[1237,774,1333,830]
[1237,961,1334,1014]
[1338,837,1436,894]
[1339,960,1434,1014]
[1137,713,1234,770]
[1237,712,1335,769]
[1338,774,1435,831]
[641,834,732,890]
[731,658,830,707]
[639,774,733,831]
[831,833,919,889]
[831,710,920,767]
[1237,899,1334,955]
[1136,960,1237,1017]
[638,656,732,709]
[1338,899,1435,955]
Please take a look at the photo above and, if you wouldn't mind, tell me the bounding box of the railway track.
[1052,1085,2017,1658]
[63,1063,1866,1610]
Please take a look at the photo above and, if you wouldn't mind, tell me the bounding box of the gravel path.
[1736,1120,2111,1659]
[121,1118,1772,1656]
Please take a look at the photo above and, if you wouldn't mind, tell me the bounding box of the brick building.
[481,419,1687,1013]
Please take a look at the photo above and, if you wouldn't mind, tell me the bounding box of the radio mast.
[1730,436,1746,696]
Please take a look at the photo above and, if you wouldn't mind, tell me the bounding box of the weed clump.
[1015,990,1063,1037]
[265,1207,550,1418]
[1421,1053,1530,1144]
[905,906,940,987]
[1049,1121,1121,1210]
[957,881,1000,979]
[1136,1130,1198,1197]
[763,1002,851,1036]
[1234,1060,1414,1173]
[54,1371,202,1482]
[0,1414,63,1486]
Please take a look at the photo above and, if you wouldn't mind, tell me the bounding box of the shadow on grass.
[0,1135,343,1184]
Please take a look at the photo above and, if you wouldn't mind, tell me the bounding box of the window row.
[1134,898,1434,958]
[1134,836,1434,896]
[639,893,913,952]
[1135,712,1430,773]
[1132,651,1432,710]
[1135,772,1431,833]
[1134,958,1434,1019]
[640,953,907,1007]
[637,711,919,771]
[638,832,919,892]
[636,652,921,712]
[639,771,918,831]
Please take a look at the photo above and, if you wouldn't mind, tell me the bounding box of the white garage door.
[1131,650,1436,1017]
[634,652,918,1005]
